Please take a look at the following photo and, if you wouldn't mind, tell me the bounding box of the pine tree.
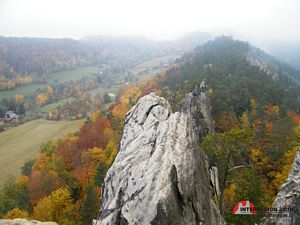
[94,160,107,187]
[103,93,111,104]
[81,183,97,224]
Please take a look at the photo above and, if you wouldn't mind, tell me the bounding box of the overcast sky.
[0,0,299,43]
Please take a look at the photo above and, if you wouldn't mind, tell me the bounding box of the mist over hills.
[0,32,213,90]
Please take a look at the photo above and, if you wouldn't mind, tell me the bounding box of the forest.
[0,79,158,224]
[159,36,300,224]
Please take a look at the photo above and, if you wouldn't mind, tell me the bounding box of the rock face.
[0,219,58,225]
[263,150,300,225]
[93,91,224,225]
[180,80,213,139]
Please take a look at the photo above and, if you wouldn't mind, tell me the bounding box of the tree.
[225,168,263,224]
[33,188,76,225]
[15,94,25,105]
[28,170,62,205]
[39,140,62,156]
[0,176,30,217]
[77,118,112,150]
[36,93,48,106]
[94,139,117,187]
[21,159,35,176]
[201,127,254,214]
[94,160,107,187]
[4,208,29,219]
[103,93,111,104]
[80,183,98,224]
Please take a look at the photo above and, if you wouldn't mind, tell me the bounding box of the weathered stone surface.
[180,81,220,200]
[263,150,300,225]
[180,80,213,139]
[0,219,58,225]
[210,166,220,197]
[93,92,225,225]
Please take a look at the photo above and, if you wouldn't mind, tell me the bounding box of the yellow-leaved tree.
[4,208,29,219]
[33,188,76,225]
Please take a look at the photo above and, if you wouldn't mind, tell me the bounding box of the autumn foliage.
[0,80,156,224]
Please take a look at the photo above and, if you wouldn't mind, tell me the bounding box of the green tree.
[103,93,111,104]
[21,159,35,176]
[201,127,254,214]
[80,183,98,224]
[94,160,107,187]
[225,169,263,225]
[0,177,30,217]
[40,140,62,156]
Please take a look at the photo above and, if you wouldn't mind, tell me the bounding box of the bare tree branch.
[228,165,251,172]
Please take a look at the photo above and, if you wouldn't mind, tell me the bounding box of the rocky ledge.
[263,150,300,225]
[0,218,58,225]
[93,89,224,225]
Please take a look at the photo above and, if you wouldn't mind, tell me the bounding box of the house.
[163,63,170,68]
[4,111,18,122]
[108,93,116,98]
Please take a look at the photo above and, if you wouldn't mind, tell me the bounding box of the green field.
[38,98,74,113]
[131,55,180,81]
[48,66,98,83]
[0,66,99,102]
[0,83,48,102]
[0,119,84,187]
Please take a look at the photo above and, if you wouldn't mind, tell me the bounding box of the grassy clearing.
[0,119,84,187]
[0,83,48,102]
[0,66,99,102]
[131,54,180,81]
[38,98,74,113]
[48,66,98,83]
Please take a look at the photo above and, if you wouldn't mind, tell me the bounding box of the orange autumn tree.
[73,147,103,191]
[28,170,63,206]
[55,117,112,172]
[77,117,112,150]
[35,93,49,106]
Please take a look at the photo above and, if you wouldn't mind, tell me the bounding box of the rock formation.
[180,80,213,139]
[263,150,300,225]
[0,218,58,225]
[93,88,224,225]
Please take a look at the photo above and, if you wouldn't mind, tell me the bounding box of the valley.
[1,36,300,225]
[0,52,178,189]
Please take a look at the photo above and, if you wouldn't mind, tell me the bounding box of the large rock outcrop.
[180,80,213,138]
[264,150,300,225]
[0,219,57,225]
[93,91,224,225]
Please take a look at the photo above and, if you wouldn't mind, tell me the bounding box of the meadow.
[0,66,99,102]
[131,54,179,81]
[48,66,98,83]
[37,98,74,113]
[0,119,84,187]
